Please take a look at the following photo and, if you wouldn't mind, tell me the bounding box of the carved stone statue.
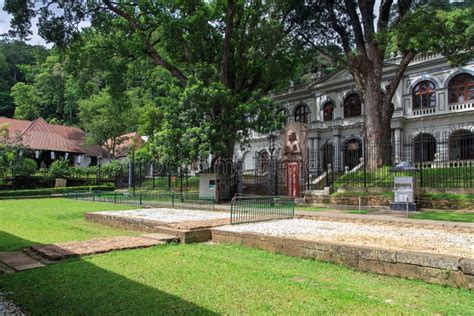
[283,129,301,155]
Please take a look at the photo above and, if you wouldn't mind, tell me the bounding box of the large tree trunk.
[361,69,393,170]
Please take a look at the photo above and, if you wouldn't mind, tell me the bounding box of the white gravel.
[98,208,228,223]
[219,219,474,257]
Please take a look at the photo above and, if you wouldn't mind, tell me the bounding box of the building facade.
[236,53,474,177]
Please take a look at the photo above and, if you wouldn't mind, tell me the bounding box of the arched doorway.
[413,133,436,163]
[343,139,363,170]
[449,130,474,160]
[320,142,334,171]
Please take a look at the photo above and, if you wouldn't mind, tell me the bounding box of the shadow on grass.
[0,230,218,315]
[0,231,37,252]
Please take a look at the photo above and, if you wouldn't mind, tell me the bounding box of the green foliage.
[100,160,124,178]
[79,90,138,156]
[11,54,79,124]
[48,158,71,178]
[4,0,304,164]
[0,185,115,198]
[12,157,37,177]
[0,40,48,117]
[0,124,24,176]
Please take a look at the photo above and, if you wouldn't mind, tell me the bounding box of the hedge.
[0,185,115,198]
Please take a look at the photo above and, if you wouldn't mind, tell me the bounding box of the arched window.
[343,94,362,118]
[449,130,474,160]
[294,104,310,124]
[448,73,474,104]
[413,133,436,162]
[276,108,289,128]
[322,102,334,122]
[412,81,436,109]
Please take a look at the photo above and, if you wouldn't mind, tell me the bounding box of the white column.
[394,128,402,163]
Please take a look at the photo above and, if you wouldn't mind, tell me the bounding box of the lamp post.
[268,130,278,196]
[97,155,102,189]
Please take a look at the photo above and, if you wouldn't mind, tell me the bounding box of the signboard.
[287,162,300,198]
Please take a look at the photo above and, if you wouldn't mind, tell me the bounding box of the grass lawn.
[1,244,473,315]
[409,210,474,222]
[0,198,138,251]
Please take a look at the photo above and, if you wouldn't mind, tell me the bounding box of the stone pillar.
[314,137,320,173]
[394,128,402,163]
[333,130,342,172]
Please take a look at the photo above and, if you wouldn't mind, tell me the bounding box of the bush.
[48,158,71,178]
[0,185,115,198]
[13,158,38,177]
[100,160,123,178]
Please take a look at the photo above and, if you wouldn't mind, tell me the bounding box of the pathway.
[0,233,177,273]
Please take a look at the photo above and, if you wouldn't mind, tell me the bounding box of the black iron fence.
[114,161,200,192]
[331,132,474,190]
[65,191,215,210]
[230,194,294,224]
[239,131,474,195]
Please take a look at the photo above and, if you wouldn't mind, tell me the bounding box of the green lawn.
[409,210,474,222]
[1,244,473,315]
[0,198,137,251]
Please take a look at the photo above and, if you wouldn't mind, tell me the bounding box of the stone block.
[396,252,460,270]
[460,258,474,275]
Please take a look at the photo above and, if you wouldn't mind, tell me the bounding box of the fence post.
[364,140,367,188]
[139,193,143,205]
[172,193,175,207]
[114,192,117,204]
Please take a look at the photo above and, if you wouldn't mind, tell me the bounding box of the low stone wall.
[304,195,391,207]
[212,229,474,290]
[85,212,214,244]
[304,195,474,210]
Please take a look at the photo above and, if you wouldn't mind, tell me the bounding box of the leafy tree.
[79,90,138,158]
[0,124,24,177]
[292,0,474,168]
[4,0,303,165]
[0,40,48,117]
[10,54,80,124]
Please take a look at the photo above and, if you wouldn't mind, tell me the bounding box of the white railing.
[415,159,474,169]
[269,82,312,97]
[310,116,364,129]
[412,107,436,116]
[386,52,441,65]
[448,101,474,112]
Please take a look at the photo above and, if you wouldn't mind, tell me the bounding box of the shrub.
[13,158,38,177]
[48,158,71,178]
[100,160,123,178]
[0,185,115,198]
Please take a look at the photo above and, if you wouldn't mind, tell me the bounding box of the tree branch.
[102,0,187,86]
[221,0,235,89]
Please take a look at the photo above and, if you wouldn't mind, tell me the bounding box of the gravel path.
[98,208,228,223]
[0,292,25,316]
[219,219,474,257]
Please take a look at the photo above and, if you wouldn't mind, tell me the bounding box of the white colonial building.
[236,53,474,176]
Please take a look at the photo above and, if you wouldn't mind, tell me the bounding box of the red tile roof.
[0,117,109,157]
[105,132,144,158]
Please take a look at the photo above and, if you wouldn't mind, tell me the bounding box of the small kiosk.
[390,161,419,211]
